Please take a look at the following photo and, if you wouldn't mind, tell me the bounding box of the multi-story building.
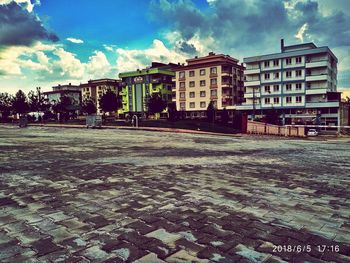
[238,39,340,126]
[43,83,82,106]
[119,62,178,118]
[173,52,244,118]
[80,79,121,114]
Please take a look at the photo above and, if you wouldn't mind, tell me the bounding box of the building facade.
[173,52,244,118]
[43,83,82,106]
[238,40,340,126]
[80,79,121,114]
[119,62,178,118]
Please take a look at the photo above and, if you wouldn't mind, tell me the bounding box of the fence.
[247,121,305,137]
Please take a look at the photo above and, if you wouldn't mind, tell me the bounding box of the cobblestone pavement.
[0,126,349,263]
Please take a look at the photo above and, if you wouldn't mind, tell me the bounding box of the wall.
[247,121,305,137]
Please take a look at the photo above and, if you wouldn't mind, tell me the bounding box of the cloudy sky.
[0,0,349,94]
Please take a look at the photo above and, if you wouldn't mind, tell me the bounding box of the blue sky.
[0,0,350,95]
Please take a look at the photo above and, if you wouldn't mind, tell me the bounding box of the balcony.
[221,82,232,88]
[210,73,218,78]
[244,92,261,99]
[305,60,329,68]
[244,68,260,75]
[236,104,261,110]
[221,70,232,76]
[172,86,177,91]
[305,101,339,108]
[305,74,329,82]
[210,95,218,100]
[210,84,218,89]
[179,87,186,91]
[305,88,328,95]
[179,77,186,81]
[179,97,186,101]
[244,80,260,87]
[151,78,161,84]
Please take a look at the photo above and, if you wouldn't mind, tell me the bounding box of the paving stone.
[109,241,148,262]
[135,252,167,263]
[146,228,182,247]
[165,249,209,263]
[31,238,62,257]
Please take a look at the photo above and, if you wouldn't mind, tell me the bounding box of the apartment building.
[80,79,121,114]
[119,62,179,118]
[173,52,244,118]
[238,39,340,126]
[43,83,82,106]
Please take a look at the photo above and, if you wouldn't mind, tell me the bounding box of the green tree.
[52,96,75,122]
[0,92,13,120]
[207,101,216,123]
[167,101,177,121]
[99,89,121,115]
[221,107,229,125]
[12,90,29,116]
[82,98,97,115]
[146,93,167,116]
[28,87,50,113]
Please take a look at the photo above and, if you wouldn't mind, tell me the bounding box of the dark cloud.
[178,41,197,54]
[0,2,59,47]
[150,0,350,53]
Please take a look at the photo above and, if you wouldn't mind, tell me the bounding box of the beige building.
[80,79,121,114]
[173,52,244,118]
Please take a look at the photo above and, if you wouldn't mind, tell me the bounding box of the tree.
[265,108,280,125]
[99,89,121,115]
[207,101,216,123]
[0,93,13,121]
[82,99,97,115]
[146,93,167,116]
[28,87,48,112]
[167,102,177,121]
[12,90,29,116]
[221,108,229,125]
[52,96,74,122]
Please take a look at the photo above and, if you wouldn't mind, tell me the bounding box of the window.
[180,92,185,98]
[273,60,279,66]
[274,72,279,79]
[180,82,185,88]
[296,96,302,103]
[286,58,292,65]
[180,102,185,109]
[296,70,302,77]
[296,57,302,64]
[286,84,292,91]
[286,71,292,78]
[273,85,279,92]
[189,81,195,87]
[264,85,271,93]
[265,98,270,104]
[210,78,217,85]
[189,92,195,98]
[200,91,206,97]
[179,71,185,79]
[210,89,217,97]
[264,61,270,68]
[189,102,195,108]
[200,101,206,108]
[200,69,206,76]
[264,73,270,80]
[200,80,206,86]
[210,67,217,74]
[189,70,195,77]
[286,96,292,103]
[296,83,302,90]
[274,97,280,104]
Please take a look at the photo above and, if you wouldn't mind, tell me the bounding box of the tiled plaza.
[0,126,349,262]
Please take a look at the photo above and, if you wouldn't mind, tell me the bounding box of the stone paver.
[0,126,349,262]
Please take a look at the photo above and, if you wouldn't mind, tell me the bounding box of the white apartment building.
[238,39,340,126]
[173,52,244,118]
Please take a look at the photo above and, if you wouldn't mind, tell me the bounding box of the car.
[307,129,318,136]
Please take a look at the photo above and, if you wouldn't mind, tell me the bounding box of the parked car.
[307,129,318,136]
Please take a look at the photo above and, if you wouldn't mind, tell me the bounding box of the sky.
[0,0,350,95]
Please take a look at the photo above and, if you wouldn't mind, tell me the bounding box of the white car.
[307,129,318,136]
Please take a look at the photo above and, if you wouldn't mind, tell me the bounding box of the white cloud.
[66,38,84,44]
[53,48,84,78]
[86,50,111,77]
[103,44,115,52]
[115,39,186,73]
[0,0,40,12]
[295,23,308,43]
